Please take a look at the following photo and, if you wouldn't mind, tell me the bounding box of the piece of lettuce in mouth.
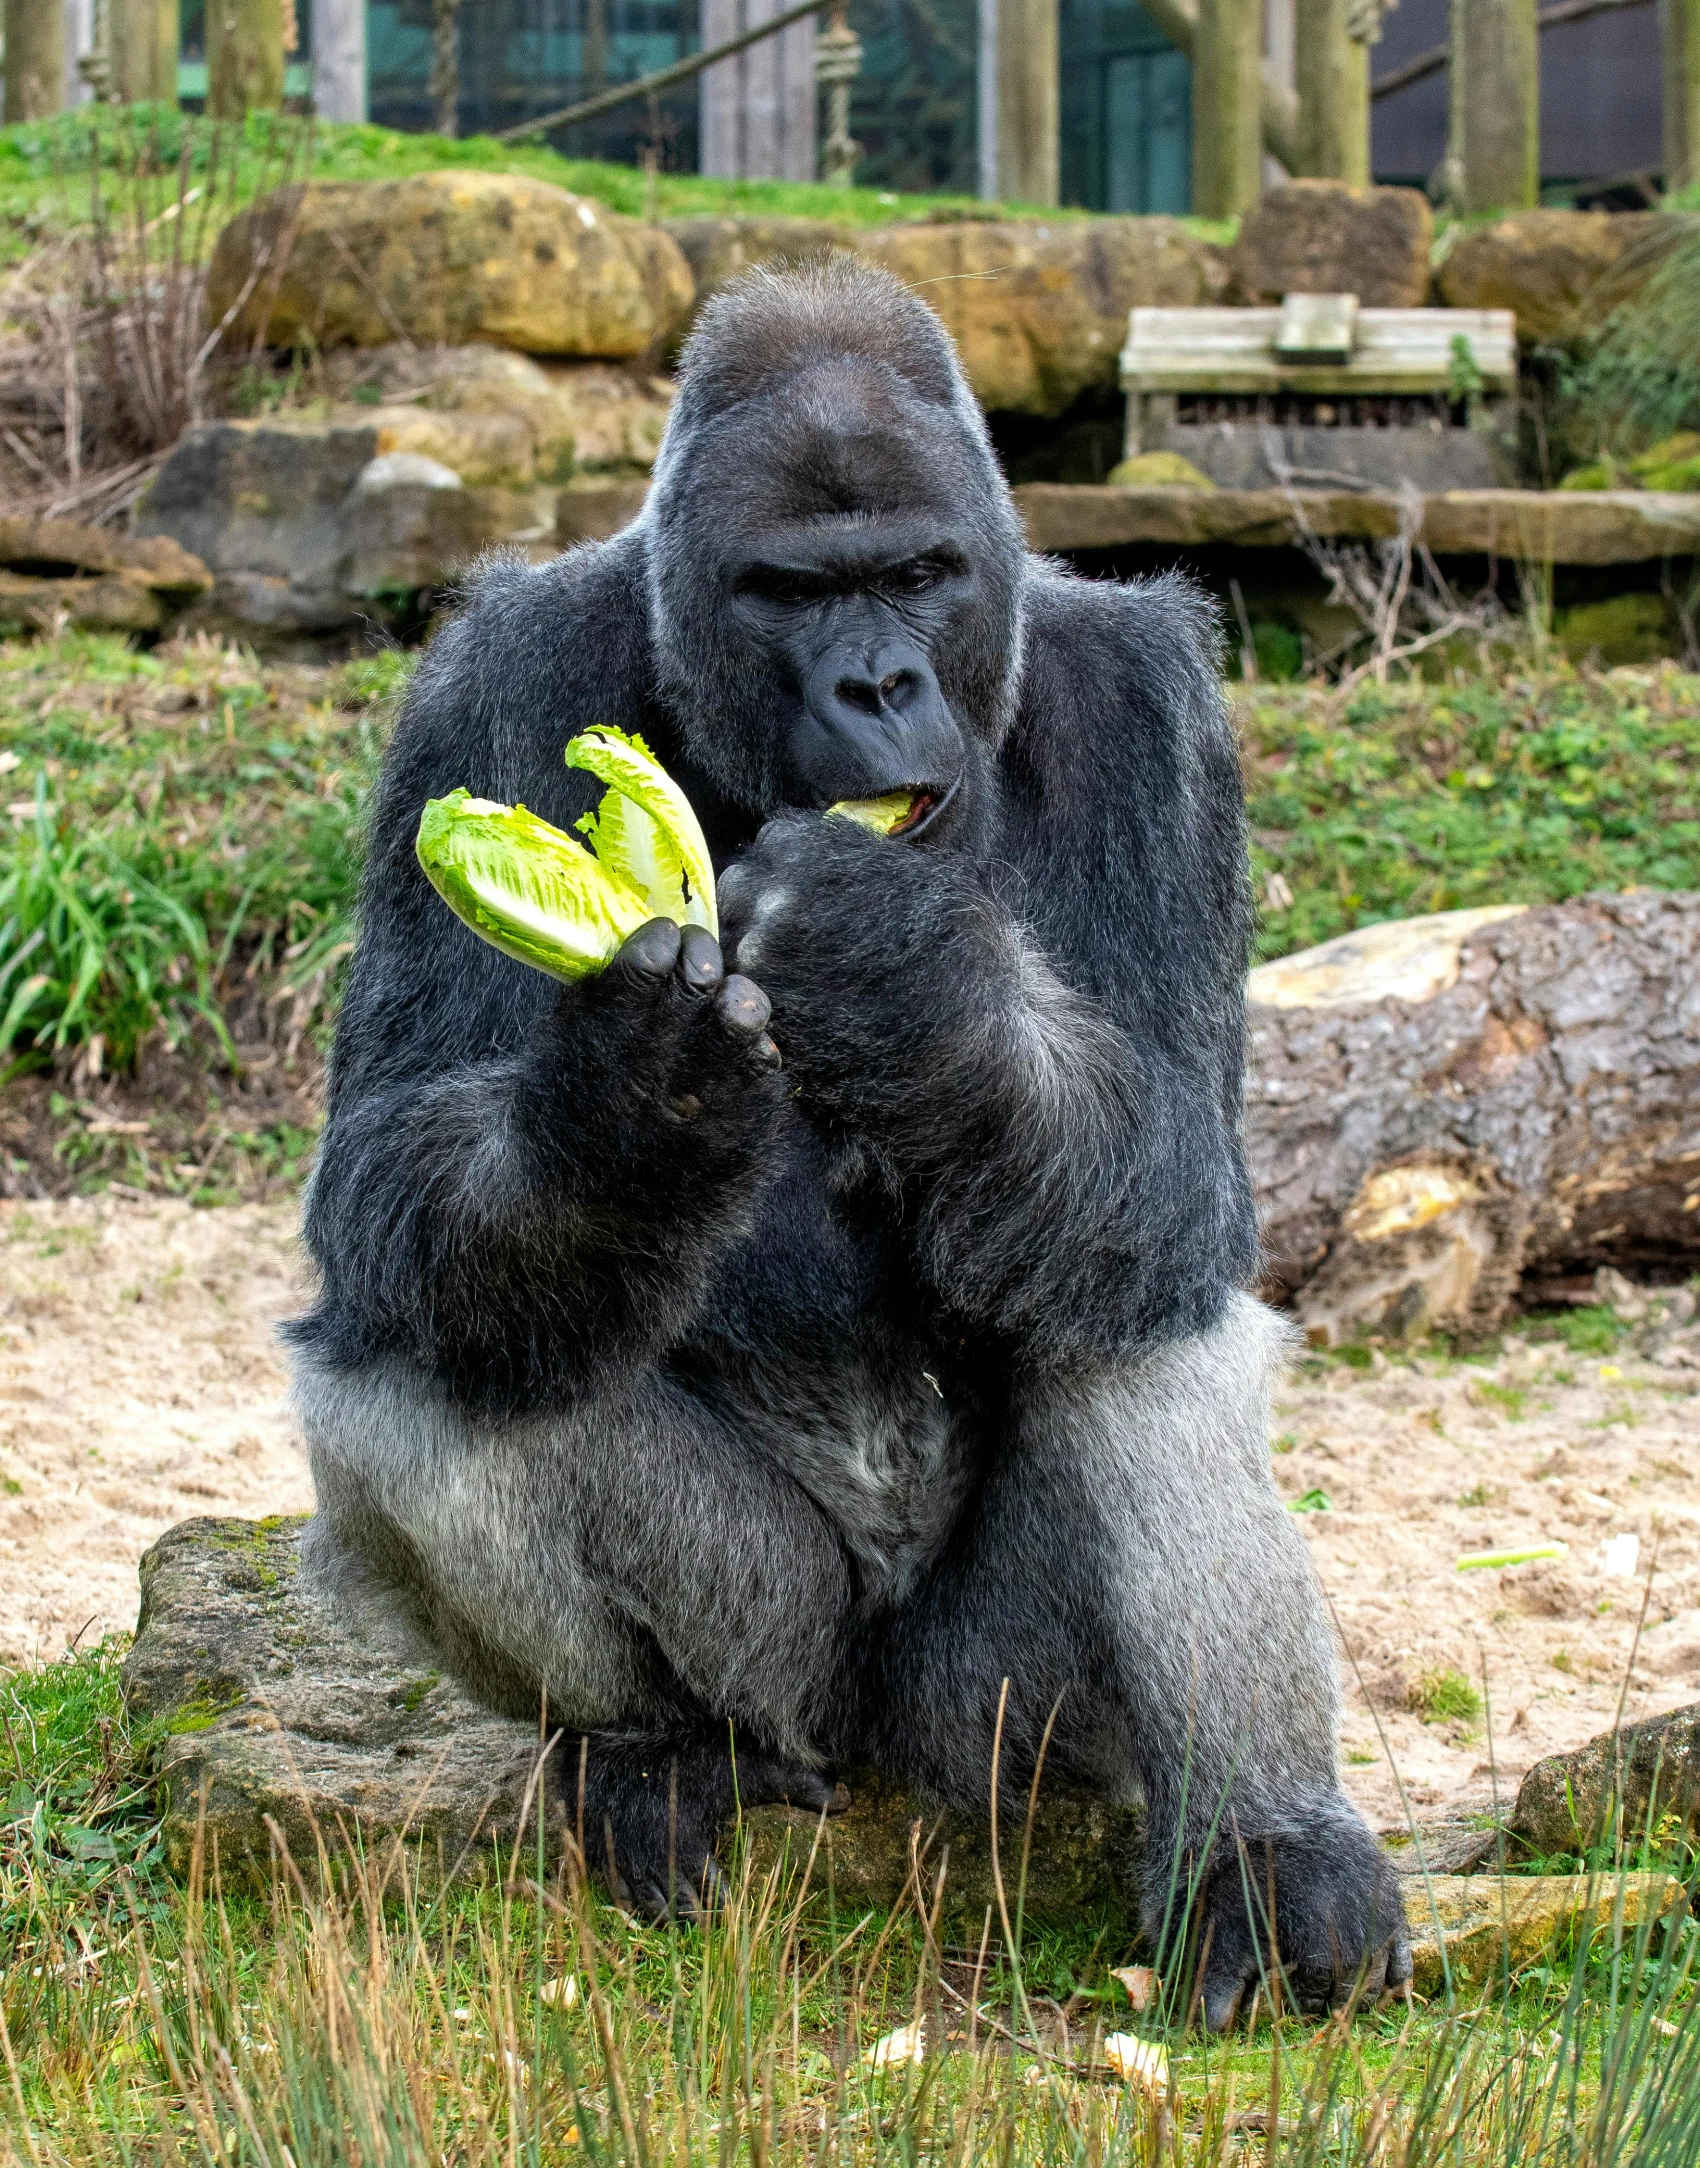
[827,791,924,835]
[415,727,716,982]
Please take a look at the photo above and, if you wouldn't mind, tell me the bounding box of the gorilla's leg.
[875,1294,1408,2025]
[297,1353,851,1915]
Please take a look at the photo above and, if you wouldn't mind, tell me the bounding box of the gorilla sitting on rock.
[291,261,1409,2026]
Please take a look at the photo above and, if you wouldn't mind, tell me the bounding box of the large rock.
[125,1516,1681,1996]
[1437,210,1681,344]
[1245,894,1700,1342]
[1231,180,1433,308]
[1402,1873,1681,1996]
[665,215,1227,416]
[856,219,1226,416]
[1011,482,1700,564]
[124,1516,1141,1919]
[316,343,673,479]
[1508,1705,1700,1859]
[206,172,695,359]
[0,512,212,638]
[134,417,554,635]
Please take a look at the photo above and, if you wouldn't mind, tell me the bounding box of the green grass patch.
[4,1646,1700,2162]
[1409,1669,1484,1725]
[1243,662,1700,961]
[0,102,1112,260]
[0,629,392,1077]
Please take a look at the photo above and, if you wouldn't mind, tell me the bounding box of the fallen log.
[1246,892,1700,1344]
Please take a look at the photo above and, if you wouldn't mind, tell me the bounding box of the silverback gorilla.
[291,261,1409,2026]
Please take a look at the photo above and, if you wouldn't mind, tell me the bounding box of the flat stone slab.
[122,1517,1140,1921]
[123,1517,1687,1991]
[1012,484,1700,565]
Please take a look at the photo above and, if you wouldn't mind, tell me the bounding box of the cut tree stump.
[1246,892,1700,1344]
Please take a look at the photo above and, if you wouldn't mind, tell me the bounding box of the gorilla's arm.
[297,550,783,1403]
[722,568,1256,1364]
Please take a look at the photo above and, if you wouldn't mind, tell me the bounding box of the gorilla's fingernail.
[718,974,771,1034]
[756,1033,782,1069]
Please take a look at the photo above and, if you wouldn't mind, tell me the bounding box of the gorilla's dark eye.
[883,551,963,598]
[737,564,829,607]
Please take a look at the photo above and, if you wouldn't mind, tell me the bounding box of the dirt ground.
[0,1196,1694,1839]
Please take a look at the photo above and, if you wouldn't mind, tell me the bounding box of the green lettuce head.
[415,728,716,983]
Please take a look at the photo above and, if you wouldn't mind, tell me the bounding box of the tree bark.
[111,0,180,105]
[1246,893,1700,1345]
[1663,0,1700,194]
[207,0,285,116]
[1193,0,1263,217]
[4,0,68,121]
[1295,0,1369,184]
[1452,0,1539,213]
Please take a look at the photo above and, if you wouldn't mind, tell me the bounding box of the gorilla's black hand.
[717,814,981,1120]
[578,916,783,1125]
[559,1727,849,1922]
[1184,1818,1411,2032]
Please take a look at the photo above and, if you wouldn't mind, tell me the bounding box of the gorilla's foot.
[555,1727,847,1921]
[1178,1814,1412,2031]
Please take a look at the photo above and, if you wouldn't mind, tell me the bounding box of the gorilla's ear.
[677,259,964,414]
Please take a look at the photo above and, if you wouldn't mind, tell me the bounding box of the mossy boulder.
[1437,210,1679,345]
[207,172,695,359]
[122,1515,1142,1918]
[1231,180,1433,308]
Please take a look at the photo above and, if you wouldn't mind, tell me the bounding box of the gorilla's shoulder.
[373,531,659,844]
[1011,562,1230,783]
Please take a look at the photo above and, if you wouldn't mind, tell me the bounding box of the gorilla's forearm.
[726,821,1248,1362]
[904,926,1249,1361]
[301,979,780,1400]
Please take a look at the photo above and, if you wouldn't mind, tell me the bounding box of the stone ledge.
[1013,484,1700,565]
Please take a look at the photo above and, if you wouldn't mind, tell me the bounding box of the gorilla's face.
[724,514,975,835]
[644,269,1027,841]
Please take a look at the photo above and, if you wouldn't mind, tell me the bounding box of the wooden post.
[1452,0,1538,213]
[994,0,1057,203]
[111,0,181,104]
[312,0,367,121]
[1663,0,1700,192]
[207,0,285,114]
[4,0,69,120]
[1193,0,1261,216]
[1295,0,1368,183]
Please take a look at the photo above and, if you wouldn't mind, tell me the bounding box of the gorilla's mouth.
[890,775,958,838]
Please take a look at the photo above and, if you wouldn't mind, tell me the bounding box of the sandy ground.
[0,1196,1694,1835]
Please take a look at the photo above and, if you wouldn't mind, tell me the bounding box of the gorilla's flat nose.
[830,654,929,721]
[794,637,964,802]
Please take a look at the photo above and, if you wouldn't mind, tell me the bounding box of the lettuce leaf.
[827,792,922,835]
[415,791,654,982]
[567,727,717,936]
[415,729,716,981]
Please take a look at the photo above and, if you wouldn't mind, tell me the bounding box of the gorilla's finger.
[756,1032,782,1069]
[779,1770,849,1815]
[677,924,724,995]
[613,916,682,983]
[716,861,752,920]
[717,974,772,1038]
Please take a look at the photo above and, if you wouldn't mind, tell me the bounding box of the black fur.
[293,262,1406,2024]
